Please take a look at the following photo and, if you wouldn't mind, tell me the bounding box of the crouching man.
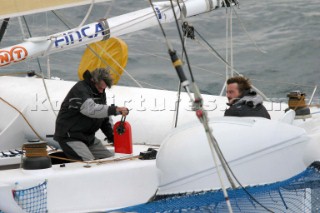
[54,68,129,161]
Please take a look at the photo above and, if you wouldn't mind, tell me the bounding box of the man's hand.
[116,107,129,116]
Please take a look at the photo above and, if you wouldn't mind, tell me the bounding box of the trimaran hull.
[0,0,320,212]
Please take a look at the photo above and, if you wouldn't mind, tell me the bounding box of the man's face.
[95,80,107,93]
[226,83,240,103]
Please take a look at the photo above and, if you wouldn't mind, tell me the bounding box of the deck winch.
[286,91,311,118]
[21,141,52,170]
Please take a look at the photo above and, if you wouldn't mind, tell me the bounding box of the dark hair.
[91,67,113,88]
[226,76,251,93]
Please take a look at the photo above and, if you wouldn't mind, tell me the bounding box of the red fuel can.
[113,117,132,154]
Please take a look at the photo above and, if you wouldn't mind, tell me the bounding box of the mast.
[0,0,225,67]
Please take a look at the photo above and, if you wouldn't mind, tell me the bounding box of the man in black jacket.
[54,68,129,161]
[224,76,270,119]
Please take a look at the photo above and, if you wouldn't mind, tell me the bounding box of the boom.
[0,0,229,67]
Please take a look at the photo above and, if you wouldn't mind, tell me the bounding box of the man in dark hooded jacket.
[224,76,270,119]
[54,68,129,161]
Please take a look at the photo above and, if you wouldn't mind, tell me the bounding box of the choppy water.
[0,0,319,99]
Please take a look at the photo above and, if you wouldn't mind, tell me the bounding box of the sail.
[0,0,111,20]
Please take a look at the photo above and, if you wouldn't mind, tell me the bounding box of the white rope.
[104,0,114,18]
[17,17,26,39]
[230,7,234,77]
[308,86,317,106]
[134,80,166,90]
[46,56,51,79]
[225,2,229,80]
[78,0,95,28]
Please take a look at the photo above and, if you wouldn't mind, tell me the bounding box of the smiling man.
[54,68,129,161]
[225,76,270,119]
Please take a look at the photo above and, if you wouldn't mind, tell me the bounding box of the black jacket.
[54,71,117,145]
[224,89,271,119]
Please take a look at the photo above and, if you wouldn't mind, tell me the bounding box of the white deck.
[0,145,158,212]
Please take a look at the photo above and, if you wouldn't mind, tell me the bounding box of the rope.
[148,0,235,211]
[0,97,57,150]
[0,97,44,141]
[77,0,95,28]
[51,9,144,88]
[48,152,141,164]
[231,6,267,54]
[130,48,225,78]
[104,0,114,18]
[127,35,317,92]
[92,42,144,88]
[48,154,83,163]
[20,16,57,118]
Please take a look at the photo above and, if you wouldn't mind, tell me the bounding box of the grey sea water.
[0,0,319,99]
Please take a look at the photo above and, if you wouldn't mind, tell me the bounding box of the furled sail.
[0,0,111,20]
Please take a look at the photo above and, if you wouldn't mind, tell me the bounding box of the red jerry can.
[113,116,132,154]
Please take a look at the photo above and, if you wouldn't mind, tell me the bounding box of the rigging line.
[173,82,182,128]
[0,97,44,142]
[194,29,232,70]
[169,1,235,212]
[175,4,270,212]
[230,5,234,77]
[176,0,186,62]
[104,0,114,18]
[169,0,195,83]
[231,5,267,54]
[51,10,74,29]
[94,42,143,88]
[197,109,234,213]
[78,0,95,28]
[194,32,269,101]
[21,16,43,73]
[133,80,166,90]
[22,16,57,117]
[174,0,234,173]
[308,86,317,106]
[174,1,185,129]
[130,49,225,78]
[133,37,320,89]
[0,18,9,43]
[51,9,143,88]
[22,16,42,73]
[225,2,229,79]
[17,17,27,39]
[148,0,173,51]
[148,0,193,102]
[215,139,275,213]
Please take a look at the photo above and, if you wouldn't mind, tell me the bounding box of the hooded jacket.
[54,71,117,145]
[224,89,270,119]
